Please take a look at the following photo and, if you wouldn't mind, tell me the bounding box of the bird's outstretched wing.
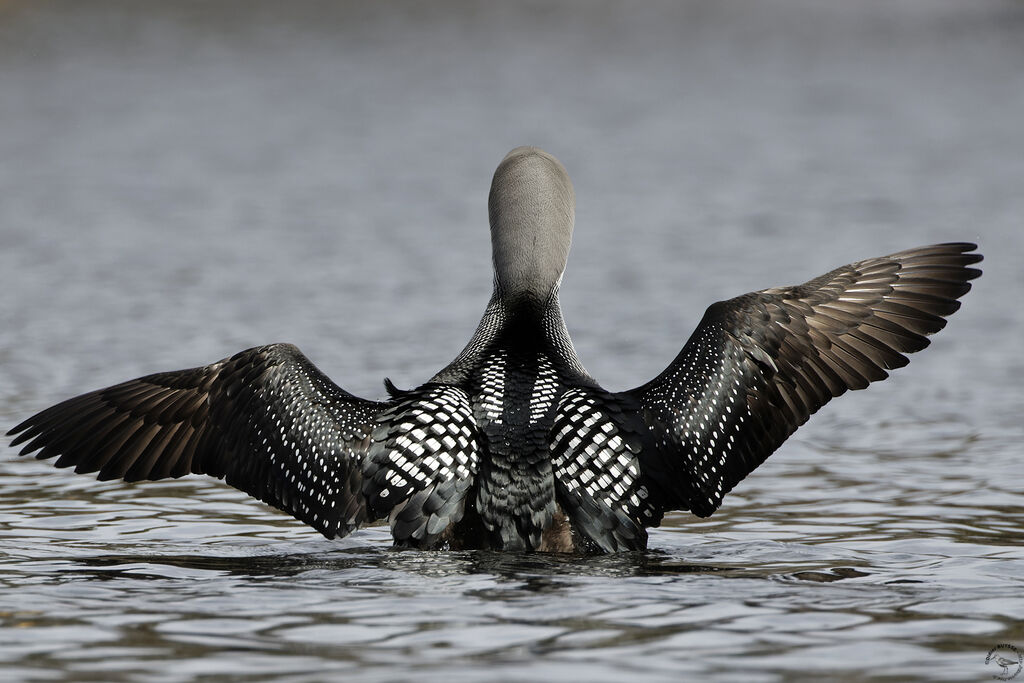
[8,343,384,539]
[624,243,982,518]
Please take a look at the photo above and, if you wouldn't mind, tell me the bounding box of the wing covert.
[363,385,482,547]
[549,388,660,552]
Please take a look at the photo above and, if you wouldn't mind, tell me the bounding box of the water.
[1,1,1022,680]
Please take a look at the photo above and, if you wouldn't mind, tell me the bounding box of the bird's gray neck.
[428,147,587,386]
[431,291,591,386]
[488,147,575,306]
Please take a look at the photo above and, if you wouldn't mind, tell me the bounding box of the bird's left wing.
[8,343,384,538]
[623,243,981,519]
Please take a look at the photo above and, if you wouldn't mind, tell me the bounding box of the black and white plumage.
[7,147,982,552]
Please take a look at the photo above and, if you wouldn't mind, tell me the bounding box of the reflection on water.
[1,0,1023,681]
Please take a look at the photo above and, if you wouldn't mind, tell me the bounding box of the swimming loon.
[8,147,981,553]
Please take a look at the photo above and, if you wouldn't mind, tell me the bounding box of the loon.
[7,147,981,553]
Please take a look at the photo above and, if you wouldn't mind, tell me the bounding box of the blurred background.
[0,1,1021,681]
[1,0,1020,403]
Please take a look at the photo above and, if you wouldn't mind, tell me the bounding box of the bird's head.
[488,146,575,305]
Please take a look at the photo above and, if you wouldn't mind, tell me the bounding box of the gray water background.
[1,1,1022,681]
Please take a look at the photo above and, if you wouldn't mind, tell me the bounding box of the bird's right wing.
[624,243,982,519]
[8,343,384,539]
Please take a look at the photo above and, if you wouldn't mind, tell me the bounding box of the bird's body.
[7,147,982,552]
